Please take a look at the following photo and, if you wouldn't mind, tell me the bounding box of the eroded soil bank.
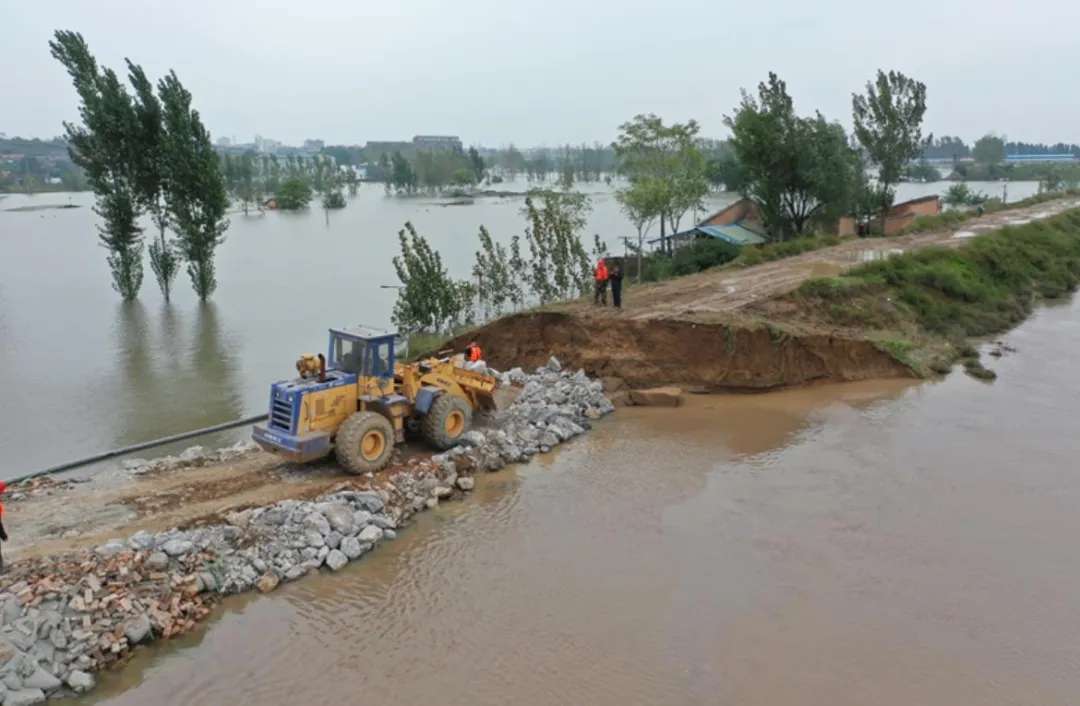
[461,312,913,390]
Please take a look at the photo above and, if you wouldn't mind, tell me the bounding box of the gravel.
[0,365,613,701]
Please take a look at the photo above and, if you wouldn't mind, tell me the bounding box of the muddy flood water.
[62,296,1080,706]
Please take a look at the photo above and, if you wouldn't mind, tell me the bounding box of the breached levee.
[456,312,914,391]
[0,360,613,702]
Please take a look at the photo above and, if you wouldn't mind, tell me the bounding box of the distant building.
[649,199,768,250]
[216,136,232,147]
[412,135,462,152]
[365,141,413,158]
[303,139,325,152]
[1004,153,1078,163]
[838,195,941,237]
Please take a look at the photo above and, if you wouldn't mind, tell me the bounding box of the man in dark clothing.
[609,262,624,309]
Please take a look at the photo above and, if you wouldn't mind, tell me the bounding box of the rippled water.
[0,180,1040,476]
[74,295,1080,706]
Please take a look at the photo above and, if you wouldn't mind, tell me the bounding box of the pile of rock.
[0,360,612,701]
[121,440,260,476]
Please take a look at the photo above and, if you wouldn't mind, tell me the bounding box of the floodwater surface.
[76,295,1080,706]
[0,180,1039,476]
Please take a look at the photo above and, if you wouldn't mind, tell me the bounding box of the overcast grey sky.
[4,0,1079,147]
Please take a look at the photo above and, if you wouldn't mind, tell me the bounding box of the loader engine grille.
[270,393,296,432]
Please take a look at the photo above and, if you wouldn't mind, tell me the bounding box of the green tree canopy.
[392,222,471,333]
[852,69,927,221]
[158,70,229,300]
[973,134,1006,166]
[726,73,858,240]
[50,30,145,300]
[277,177,313,209]
[614,114,708,252]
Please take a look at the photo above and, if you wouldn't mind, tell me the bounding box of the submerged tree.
[126,59,179,301]
[852,69,927,224]
[50,30,144,300]
[158,71,229,300]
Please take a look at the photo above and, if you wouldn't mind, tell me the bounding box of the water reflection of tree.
[112,301,242,448]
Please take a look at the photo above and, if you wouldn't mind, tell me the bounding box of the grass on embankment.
[901,188,1080,236]
[793,208,1080,375]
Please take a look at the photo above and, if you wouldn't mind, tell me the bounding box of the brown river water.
[66,296,1080,706]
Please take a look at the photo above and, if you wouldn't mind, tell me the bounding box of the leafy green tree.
[126,60,179,301]
[973,134,1006,166]
[727,73,858,240]
[522,191,591,303]
[158,71,229,300]
[50,30,144,300]
[852,69,928,223]
[472,225,514,318]
[390,151,417,194]
[392,222,469,333]
[507,235,526,310]
[903,160,941,182]
[944,183,987,208]
[276,177,312,209]
[468,147,485,182]
[616,181,662,281]
[614,114,708,253]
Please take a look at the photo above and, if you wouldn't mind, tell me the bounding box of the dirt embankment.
[457,196,1080,390]
[463,312,912,390]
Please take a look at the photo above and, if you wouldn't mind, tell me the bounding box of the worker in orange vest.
[593,258,609,305]
[466,341,483,363]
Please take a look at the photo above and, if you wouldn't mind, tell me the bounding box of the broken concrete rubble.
[0,364,613,701]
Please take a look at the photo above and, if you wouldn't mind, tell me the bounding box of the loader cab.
[327,327,397,380]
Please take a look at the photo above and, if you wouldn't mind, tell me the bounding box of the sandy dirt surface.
[4,452,361,560]
[5,389,521,562]
[561,196,1080,323]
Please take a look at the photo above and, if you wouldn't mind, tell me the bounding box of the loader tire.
[335,411,395,474]
[422,394,472,451]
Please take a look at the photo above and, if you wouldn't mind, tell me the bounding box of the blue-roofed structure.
[648,223,767,249]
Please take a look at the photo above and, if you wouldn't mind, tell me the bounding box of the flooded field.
[74,295,1080,706]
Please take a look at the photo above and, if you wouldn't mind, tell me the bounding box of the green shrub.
[734,234,841,267]
[800,208,1080,339]
[641,239,739,281]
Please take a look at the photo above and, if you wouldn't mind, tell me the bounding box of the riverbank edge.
[0,361,612,702]
[450,203,1080,391]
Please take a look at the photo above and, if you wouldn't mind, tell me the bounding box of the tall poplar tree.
[50,31,144,300]
[158,71,229,300]
[126,60,179,300]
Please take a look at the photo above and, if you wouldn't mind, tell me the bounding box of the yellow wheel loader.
[253,326,496,474]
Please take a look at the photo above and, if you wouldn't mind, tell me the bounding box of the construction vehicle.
[252,326,497,473]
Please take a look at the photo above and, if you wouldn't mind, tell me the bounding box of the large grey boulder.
[65,669,94,693]
[340,537,367,560]
[357,525,383,544]
[324,550,348,571]
[161,539,193,557]
[6,688,46,706]
[22,667,60,691]
[94,540,126,558]
[303,512,331,537]
[123,614,152,645]
[352,492,384,513]
[145,552,169,571]
[322,505,354,535]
